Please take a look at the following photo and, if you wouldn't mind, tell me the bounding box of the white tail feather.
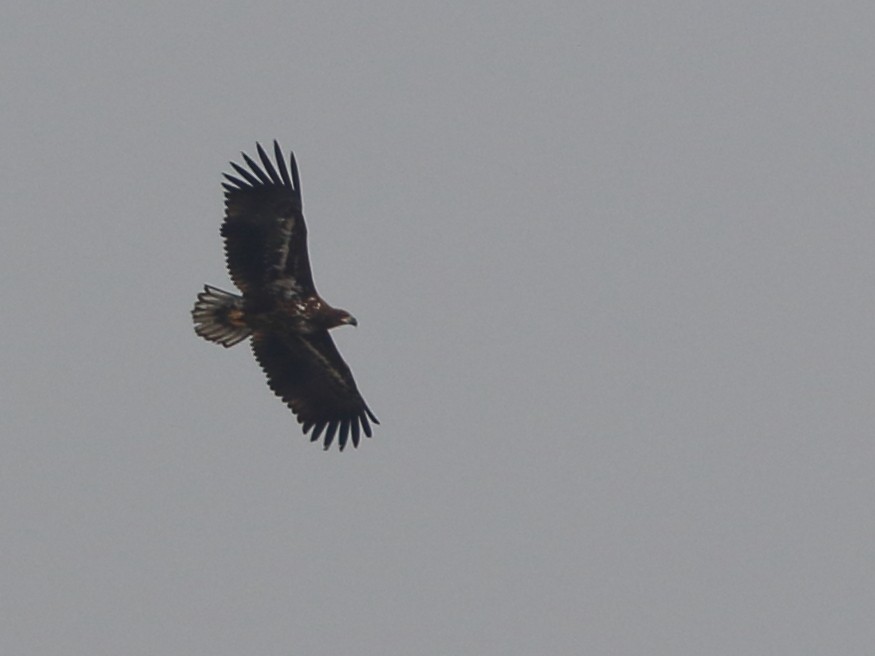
[192,285,252,347]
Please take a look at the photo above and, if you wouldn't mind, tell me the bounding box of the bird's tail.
[192,285,252,347]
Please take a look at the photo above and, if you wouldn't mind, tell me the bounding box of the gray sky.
[3,1,874,654]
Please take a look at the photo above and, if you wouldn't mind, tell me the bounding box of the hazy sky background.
[3,1,874,654]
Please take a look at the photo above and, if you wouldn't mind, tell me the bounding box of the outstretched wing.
[251,329,379,451]
[220,141,316,294]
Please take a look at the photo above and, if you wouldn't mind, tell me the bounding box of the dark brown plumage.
[192,142,378,450]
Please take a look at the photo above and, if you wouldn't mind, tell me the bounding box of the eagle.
[192,141,378,450]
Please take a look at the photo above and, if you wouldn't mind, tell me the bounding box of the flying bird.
[192,142,378,450]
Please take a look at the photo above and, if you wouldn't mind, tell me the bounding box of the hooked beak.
[344,315,358,327]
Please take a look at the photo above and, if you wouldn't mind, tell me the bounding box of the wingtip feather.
[242,151,271,184]
[256,142,282,185]
[274,141,292,188]
[323,421,339,450]
[289,151,301,203]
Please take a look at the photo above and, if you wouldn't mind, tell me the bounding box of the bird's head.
[325,308,357,329]
[340,312,358,327]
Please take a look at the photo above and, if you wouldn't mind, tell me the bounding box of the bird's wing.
[220,141,315,294]
[251,329,378,450]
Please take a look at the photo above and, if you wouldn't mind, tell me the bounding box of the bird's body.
[192,142,377,450]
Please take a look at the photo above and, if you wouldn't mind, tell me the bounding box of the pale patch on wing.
[269,213,296,279]
[269,277,304,300]
[294,335,356,394]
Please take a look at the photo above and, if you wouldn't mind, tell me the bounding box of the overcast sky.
[3,1,874,654]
